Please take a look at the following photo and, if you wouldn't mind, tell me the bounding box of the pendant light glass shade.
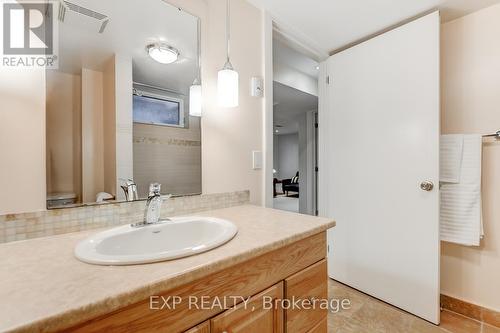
[218,0,239,107]
[189,81,202,117]
[190,18,202,117]
[217,63,239,107]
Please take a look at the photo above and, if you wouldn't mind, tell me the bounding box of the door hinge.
[315,166,318,172]
[327,244,330,253]
[315,123,318,128]
[326,76,330,84]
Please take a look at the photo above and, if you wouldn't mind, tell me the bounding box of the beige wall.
[0,68,46,215]
[102,54,134,201]
[441,3,500,311]
[202,0,264,205]
[46,71,82,199]
[103,58,117,198]
[81,68,104,203]
[167,0,265,205]
[114,55,134,201]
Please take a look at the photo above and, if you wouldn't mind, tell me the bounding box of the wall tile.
[0,191,250,244]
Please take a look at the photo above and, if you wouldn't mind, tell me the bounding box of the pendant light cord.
[226,0,231,64]
[196,17,201,83]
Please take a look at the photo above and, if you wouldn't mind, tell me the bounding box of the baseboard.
[441,294,500,328]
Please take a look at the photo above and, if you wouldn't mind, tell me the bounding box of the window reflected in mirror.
[133,94,182,127]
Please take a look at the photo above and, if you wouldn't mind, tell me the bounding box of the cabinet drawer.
[285,260,327,333]
[211,282,284,333]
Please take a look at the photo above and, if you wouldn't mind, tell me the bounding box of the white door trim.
[262,12,274,208]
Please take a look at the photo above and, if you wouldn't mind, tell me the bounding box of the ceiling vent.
[58,0,109,33]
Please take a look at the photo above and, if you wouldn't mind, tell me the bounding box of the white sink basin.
[74,217,238,265]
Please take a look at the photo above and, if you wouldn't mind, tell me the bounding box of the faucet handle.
[119,178,136,186]
[149,183,161,196]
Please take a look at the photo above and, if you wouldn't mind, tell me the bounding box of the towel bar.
[482,130,500,139]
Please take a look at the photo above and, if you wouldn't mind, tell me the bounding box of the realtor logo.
[2,0,58,68]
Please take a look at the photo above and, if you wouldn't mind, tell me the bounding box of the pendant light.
[189,18,202,117]
[217,0,239,107]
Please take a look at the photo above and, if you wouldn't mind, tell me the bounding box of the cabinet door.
[307,317,326,333]
[185,321,210,333]
[285,260,327,333]
[211,282,283,333]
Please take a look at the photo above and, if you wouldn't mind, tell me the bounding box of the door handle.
[420,181,434,192]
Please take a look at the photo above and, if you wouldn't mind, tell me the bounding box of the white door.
[319,12,440,324]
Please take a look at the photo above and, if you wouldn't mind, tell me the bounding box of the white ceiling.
[274,81,318,135]
[249,0,500,56]
[56,0,198,95]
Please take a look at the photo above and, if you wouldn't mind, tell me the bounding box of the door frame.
[262,13,328,208]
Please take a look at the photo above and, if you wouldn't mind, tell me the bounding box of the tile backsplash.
[0,191,250,244]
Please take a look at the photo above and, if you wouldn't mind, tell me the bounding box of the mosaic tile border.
[133,136,201,146]
[0,191,250,244]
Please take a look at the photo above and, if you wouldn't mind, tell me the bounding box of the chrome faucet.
[120,179,138,202]
[132,183,171,227]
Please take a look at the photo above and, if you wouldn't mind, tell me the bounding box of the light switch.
[250,77,263,97]
[252,150,262,170]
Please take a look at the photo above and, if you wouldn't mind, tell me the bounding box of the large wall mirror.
[46,0,201,209]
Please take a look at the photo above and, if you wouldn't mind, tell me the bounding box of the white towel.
[440,135,483,246]
[440,135,464,183]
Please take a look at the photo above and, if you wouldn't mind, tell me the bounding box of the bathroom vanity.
[0,205,335,333]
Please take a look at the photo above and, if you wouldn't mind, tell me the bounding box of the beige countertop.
[0,205,335,333]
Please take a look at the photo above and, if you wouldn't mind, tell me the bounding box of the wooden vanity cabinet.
[204,260,327,333]
[210,282,284,333]
[66,232,328,333]
[185,322,210,333]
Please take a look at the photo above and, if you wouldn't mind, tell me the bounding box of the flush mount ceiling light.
[147,43,179,64]
[217,0,239,107]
